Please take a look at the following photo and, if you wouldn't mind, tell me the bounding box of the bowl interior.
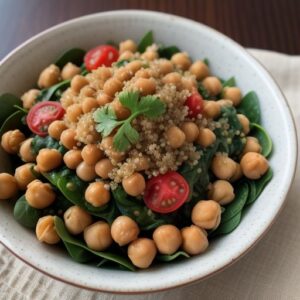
[0,10,297,293]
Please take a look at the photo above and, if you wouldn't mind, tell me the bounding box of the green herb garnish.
[93,91,166,152]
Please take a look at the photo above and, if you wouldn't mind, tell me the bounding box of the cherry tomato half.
[185,91,204,118]
[27,101,65,136]
[84,45,119,70]
[144,171,190,214]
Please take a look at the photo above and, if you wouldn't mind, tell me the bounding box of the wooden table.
[0,0,299,60]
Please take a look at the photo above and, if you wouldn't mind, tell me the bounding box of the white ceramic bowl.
[0,10,297,294]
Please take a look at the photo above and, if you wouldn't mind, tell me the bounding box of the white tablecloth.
[0,49,299,300]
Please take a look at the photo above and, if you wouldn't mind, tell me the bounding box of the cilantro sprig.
[93,91,166,152]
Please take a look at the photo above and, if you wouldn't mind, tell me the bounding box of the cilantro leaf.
[113,125,130,151]
[119,91,139,113]
[138,95,166,119]
[123,122,139,144]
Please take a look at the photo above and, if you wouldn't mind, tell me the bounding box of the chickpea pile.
[0,36,271,270]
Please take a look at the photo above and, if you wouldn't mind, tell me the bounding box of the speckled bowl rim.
[0,10,297,294]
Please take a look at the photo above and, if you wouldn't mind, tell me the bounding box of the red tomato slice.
[27,101,65,136]
[185,91,204,118]
[84,45,119,70]
[144,171,190,214]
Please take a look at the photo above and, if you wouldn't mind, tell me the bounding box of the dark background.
[0,0,299,59]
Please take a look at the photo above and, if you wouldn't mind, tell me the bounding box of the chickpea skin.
[66,104,83,123]
[36,216,60,244]
[157,59,174,75]
[162,72,182,89]
[21,89,39,109]
[36,149,62,172]
[197,128,216,147]
[63,150,82,170]
[38,64,60,88]
[95,158,114,179]
[103,77,123,97]
[81,144,103,166]
[84,221,112,251]
[125,60,143,74]
[166,126,186,149]
[202,100,221,119]
[61,62,81,80]
[97,93,113,106]
[189,60,210,80]
[19,138,36,162]
[230,163,243,182]
[122,172,146,197]
[85,181,110,207]
[60,128,77,150]
[82,97,99,113]
[223,87,242,106]
[202,76,222,96]
[111,99,131,120]
[118,50,134,61]
[180,122,199,143]
[141,50,158,61]
[111,216,140,246]
[115,67,132,82]
[134,78,156,95]
[48,120,67,140]
[153,225,182,255]
[181,225,209,255]
[70,75,88,94]
[211,154,237,180]
[242,136,261,155]
[240,152,269,179]
[128,238,157,269]
[0,173,18,200]
[14,163,36,190]
[171,52,191,70]
[76,161,96,182]
[1,129,26,154]
[237,114,250,135]
[208,180,235,205]
[119,39,137,53]
[26,180,55,209]
[64,206,92,235]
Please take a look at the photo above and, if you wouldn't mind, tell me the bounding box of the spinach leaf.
[237,91,261,124]
[212,211,242,236]
[55,48,86,69]
[157,251,190,262]
[244,180,257,206]
[254,168,273,198]
[158,45,180,59]
[222,77,236,87]
[0,111,26,137]
[31,135,67,155]
[250,123,273,157]
[0,93,22,125]
[137,31,153,53]
[197,83,212,100]
[115,59,130,68]
[54,216,135,270]
[13,195,42,229]
[36,79,70,101]
[203,58,209,66]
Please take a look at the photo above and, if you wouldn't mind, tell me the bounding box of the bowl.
[0,10,297,293]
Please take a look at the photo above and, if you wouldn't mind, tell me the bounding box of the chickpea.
[202,76,222,96]
[202,100,221,119]
[63,150,82,169]
[166,126,186,149]
[181,225,208,255]
[14,163,36,190]
[85,181,110,207]
[95,158,114,179]
[84,221,112,251]
[240,152,269,179]
[135,156,150,171]
[70,75,88,94]
[66,104,83,123]
[60,128,77,150]
[119,39,137,53]
[48,120,67,140]
[211,154,237,180]
[80,97,97,114]
[79,86,96,98]
[115,67,132,82]
[96,67,113,81]
[0,173,18,200]
[125,60,143,74]
[218,99,233,107]
[181,122,199,143]
[223,87,242,106]
[197,128,216,147]
[111,216,140,246]
[81,144,103,166]
[181,77,197,92]
[36,149,62,172]
[118,50,134,61]
[111,99,131,120]
[97,93,113,106]
[135,69,151,79]
[21,89,39,109]
[162,72,182,89]
[230,163,243,182]
[128,238,157,269]
[122,172,145,196]
[61,62,81,80]
[141,50,158,61]
[153,225,182,255]
[171,52,191,70]
[64,206,92,235]
[25,180,55,209]
[189,60,210,80]
[19,138,36,162]
[76,161,96,182]
[1,129,26,154]
[103,77,123,97]
[36,216,60,244]
[237,114,250,135]
[157,59,173,75]
[242,136,261,155]
[38,64,60,88]
[134,78,156,95]
[208,180,235,205]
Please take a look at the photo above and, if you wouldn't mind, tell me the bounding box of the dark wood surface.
[0,0,299,60]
